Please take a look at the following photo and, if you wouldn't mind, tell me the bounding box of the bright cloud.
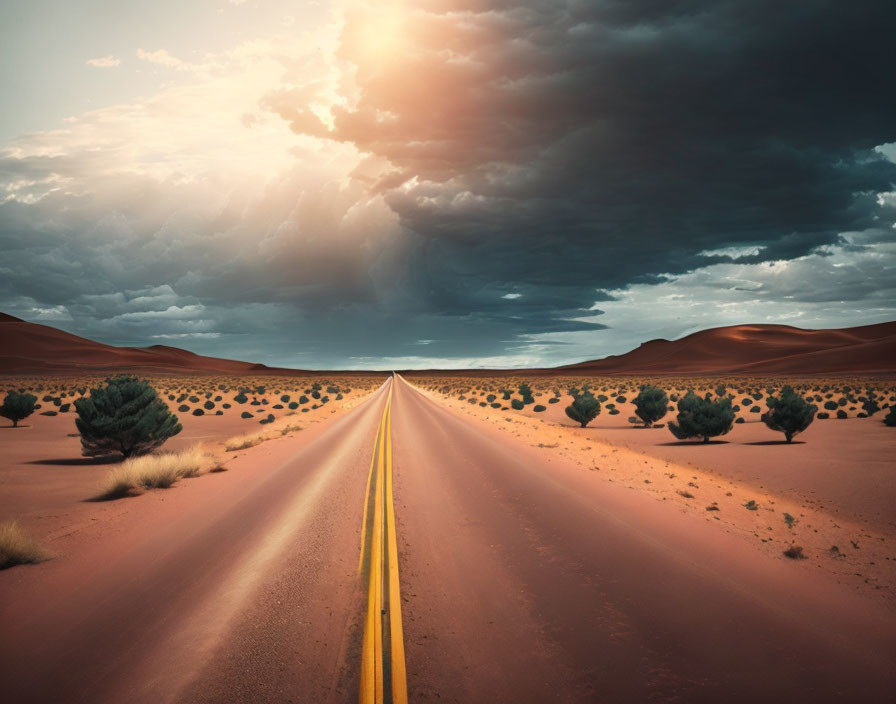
[85,55,121,68]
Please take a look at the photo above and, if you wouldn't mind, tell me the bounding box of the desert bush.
[192,408,204,416]
[234,392,249,404]
[74,376,181,459]
[510,399,524,410]
[817,411,830,419]
[861,395,881,416]
[241,411,253,419]
[836,409,847,419]
[884,406,896,427]
[0,521,50,569]
[565,390,601,428]
[178,404,190,412]
[761,385,817,443]
[668,391,735,443]
[533,405,546,412]
[518,382,534,405]
[103,445,220,497]
[632,386,668,427]
[0,390,37,427]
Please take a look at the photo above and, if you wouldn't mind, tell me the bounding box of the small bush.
[0,390,37,427]
[103,445,220,497]
[565,391,600,428]
[836,410,847,419]
[668,391,735,443]
[783,545,806,560]
[883,406,896,427]
[75,375,181,459]
[241,411,253,419]
[0,521,51,569]
[632,386,668,427]
[817,411,830,419]
[510,399,524,410]
[533,405,546,412]
[761,385,816,442]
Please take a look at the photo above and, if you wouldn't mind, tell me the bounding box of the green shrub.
[74,375,181,459]
[884,406,896,427]
[565,391,600,428]
[533,405,546,412]
[234,392,249,404]
[178,404,190,412]
[668,391,735,443]
[836,409,847,419]
[0,391,37,427]
[510,399,524,410]
[192,408,204,416]
[632,386,668,427]
[518,382,534,405]
[204,400,214,410]
[861,395,881,416]
[761,385,817,443]
[241,411,253,419]
[817,411,830,419]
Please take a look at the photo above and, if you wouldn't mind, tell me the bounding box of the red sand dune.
[0,312,298,375]
[552,322,896,375]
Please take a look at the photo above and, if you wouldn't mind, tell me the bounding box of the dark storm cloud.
[2,0,895,367]
[273,0,896,310]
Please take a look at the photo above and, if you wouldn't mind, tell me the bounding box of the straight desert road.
[389,375,896,703]
[1,374,894,703]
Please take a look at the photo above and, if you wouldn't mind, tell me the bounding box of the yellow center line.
[359,379,407,704]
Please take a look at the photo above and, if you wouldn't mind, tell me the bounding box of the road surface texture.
[1,375,894,703]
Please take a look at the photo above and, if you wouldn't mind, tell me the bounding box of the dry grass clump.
[0,521,51,569]
[225,423,301,452]
[103,444,222,498]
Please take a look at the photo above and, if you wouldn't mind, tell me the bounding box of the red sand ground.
[418,381,896,606]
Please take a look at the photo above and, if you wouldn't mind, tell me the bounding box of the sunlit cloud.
[85,55,120,68]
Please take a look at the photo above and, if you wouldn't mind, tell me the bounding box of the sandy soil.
[0,377,379,556]
[412,379,896,607]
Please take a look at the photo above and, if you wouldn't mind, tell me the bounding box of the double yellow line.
[358,380,407,704]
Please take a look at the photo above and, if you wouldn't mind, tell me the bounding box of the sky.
[1,0,895,370]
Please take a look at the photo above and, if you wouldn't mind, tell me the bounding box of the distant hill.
[552,322,896,376]
[0,312,301,375]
